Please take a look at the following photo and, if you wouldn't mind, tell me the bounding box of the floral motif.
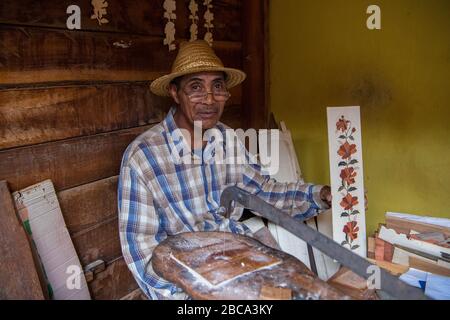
[336,115,361,251]
[203,0,214,46]
[340,193,359,211]
[343,221,359,241]
[337,142,357,159]
[188,0,199,41]
[91,0,109,25]
[336,116,349,132]
[340,167,357,186]
[163,0,177,51]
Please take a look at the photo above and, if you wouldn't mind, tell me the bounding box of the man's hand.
[320,185,332,208]
[320,186,369,211]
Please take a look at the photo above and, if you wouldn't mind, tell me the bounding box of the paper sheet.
[400,268,450,300]
[425,273,450,300]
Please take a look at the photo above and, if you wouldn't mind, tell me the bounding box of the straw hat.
[150,40,247,97]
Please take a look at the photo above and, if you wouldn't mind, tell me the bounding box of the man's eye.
[191,84,202,91]
[214,82,225,90]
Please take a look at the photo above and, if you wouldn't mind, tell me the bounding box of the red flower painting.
[336,116,349,132]
[337,142,357,160]
[340,167,356,185]
[335,115,361,251]
[343,221,359,241]
[340,194,359,211]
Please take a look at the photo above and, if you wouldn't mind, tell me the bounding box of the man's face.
[169,72,227,132]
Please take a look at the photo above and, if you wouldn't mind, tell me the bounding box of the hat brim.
[149,66,247,97]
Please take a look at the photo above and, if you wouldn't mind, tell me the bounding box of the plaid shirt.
[118,106,328,299]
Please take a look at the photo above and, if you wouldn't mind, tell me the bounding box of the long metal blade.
[220,186,427,300]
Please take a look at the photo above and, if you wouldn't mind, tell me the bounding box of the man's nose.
[205,92,214,105]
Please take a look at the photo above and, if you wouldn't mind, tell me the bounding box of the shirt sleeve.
[236,150,330,220]
[118,161,186,300]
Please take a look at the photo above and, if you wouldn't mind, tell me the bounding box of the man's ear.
[168,84,180,104]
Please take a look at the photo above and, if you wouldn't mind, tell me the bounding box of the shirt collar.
[164,106,179,136]
[162,106,226,162]
[163,107,188,159]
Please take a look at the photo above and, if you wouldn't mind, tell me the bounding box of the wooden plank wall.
[0,0,267,299]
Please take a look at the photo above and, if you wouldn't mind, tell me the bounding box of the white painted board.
[327,106,367,257]
[13,180,91,300]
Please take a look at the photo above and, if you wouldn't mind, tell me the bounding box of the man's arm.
[237,155,330,220]
[118,162,185,300]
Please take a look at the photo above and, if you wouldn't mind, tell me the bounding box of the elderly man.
[118,40,332,300]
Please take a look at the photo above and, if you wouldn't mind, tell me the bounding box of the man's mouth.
[197,109,219,119]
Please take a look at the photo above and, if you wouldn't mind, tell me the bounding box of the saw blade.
[220,186,428,300]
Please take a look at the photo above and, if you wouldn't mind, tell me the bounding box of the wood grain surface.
[153,232,352,300]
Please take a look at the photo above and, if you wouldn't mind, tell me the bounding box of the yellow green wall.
[269,0,450,235]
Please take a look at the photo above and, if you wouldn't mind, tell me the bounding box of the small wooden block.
[367,258,409,276]
[375,238,385,261]
[383,240,394,262]
[259,285,292,300]
[367,237,376,259]
[374,237,394,262]
[409,257,450,277]
[328,267,367,291]
[367,237,375,253]
[327,267,379,300]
